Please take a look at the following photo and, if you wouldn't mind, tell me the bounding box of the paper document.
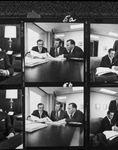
[46,119,66,126]
[103,130,118,140]
[96,67,118,76]
[25,57,48,67]
[25,122,48,132]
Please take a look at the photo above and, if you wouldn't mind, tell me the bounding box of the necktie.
[55,48,58,57]
[56,111,58,120]
[70,114,72,119]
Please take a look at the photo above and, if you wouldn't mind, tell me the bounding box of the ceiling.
[34,22,83,33]
[91,87,118,97]
[39,87,83,96]
[91,24,118,38]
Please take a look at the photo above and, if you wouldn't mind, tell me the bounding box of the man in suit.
[99,110,114,133]
[50,38,67,57]
[65,103,84,123]
[0,50,14,82]
[31,39,47,53]
[109,98,118,126]
[50,102,68,121]
[0,111,15,142]
[31,103,49,118]
[64,39,84,59]
[100,48,115,68]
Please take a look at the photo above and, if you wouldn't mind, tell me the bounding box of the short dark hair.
[69,103,77,109]
[37,39,44,44]
[67,39,75,45]
[107,110,114,115]
[108,48,115,53]
[55,38,62,45]
[37,103,44,107]
[56,102,63,108]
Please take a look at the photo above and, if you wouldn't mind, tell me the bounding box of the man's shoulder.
[43,110,48,114]
[32,46,38,50]
[102,55,109,59]
[76,110,83,114]
[74,46,82,51]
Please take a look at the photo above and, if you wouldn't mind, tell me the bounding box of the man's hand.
[0,69,9,76]
[6,133,14,139]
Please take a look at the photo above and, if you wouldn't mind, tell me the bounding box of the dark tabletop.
[25,124,84,147]
[0,72,22,85]
[25,60,84,83]
[0,133,22,149]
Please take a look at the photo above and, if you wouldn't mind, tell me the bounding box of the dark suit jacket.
[50,110,68,121]
[32,46,47,53]
[100,55,115,68]
[109,100,118,125]
[64,46,84,59]
[0,51,14,77]
[99,116,113,133]
[0,112,15,142]
[50,46,68,57]
[65,110,84,123]
[31,110,49,118]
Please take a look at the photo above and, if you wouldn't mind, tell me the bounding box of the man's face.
[109,51,115,59]
[38,104,44,112]
[37,41,43,49]
[54,40,60,48]
[55,104,61,111]
[68,104,74,114]
[66,41,73,52]
[108,112,114,120]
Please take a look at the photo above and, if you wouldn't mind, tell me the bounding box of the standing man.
[109,98,118,126]
[32,39,47,53]
[65,103,84,123]
[50,102,68,121]
[99,110,115,133]
[100,48,115,68]
[0,111,15,142]
[50,38,67,57]
[64,39,84,59]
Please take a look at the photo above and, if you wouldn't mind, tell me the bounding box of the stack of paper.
[25,57,48,67]
[96,67,118,76]
[25,121,48,132]
[103,130,118,141]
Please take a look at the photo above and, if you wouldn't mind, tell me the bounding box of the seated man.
[100,48,115,68]
[31,39,47,53]
[0,50,14,82]
[0,111,15,142]
[50,102,68,121]
[28,103,49,121]
[50,38,67,57]
[99,110,115,133]
[64,39,84,59]
[65,102,84,123]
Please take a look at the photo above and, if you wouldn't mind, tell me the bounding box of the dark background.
[0,1,118,18]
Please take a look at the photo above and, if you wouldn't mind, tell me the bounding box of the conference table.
[25,124,84,147]
[25,59,84,83]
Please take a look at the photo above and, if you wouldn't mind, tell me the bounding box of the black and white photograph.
[0,24,22,85]
[90,87,118,147]
[24,22,84,83]
[0,88,23,149]
[25,86,84,147]
[90,24,118,83]
[0,1,118,150]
